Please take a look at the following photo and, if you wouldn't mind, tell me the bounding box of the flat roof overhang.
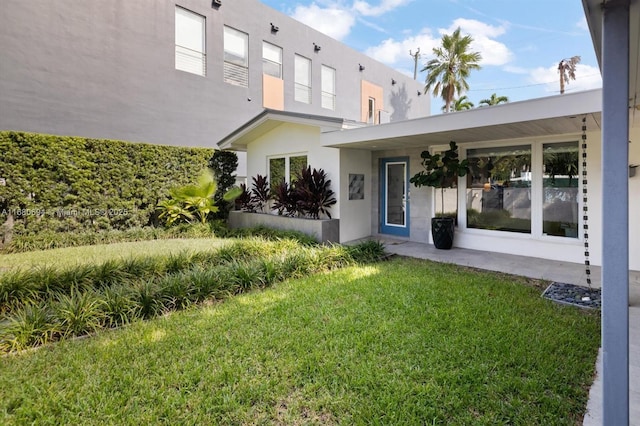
[582,0,639,120]
[321,89,603,150]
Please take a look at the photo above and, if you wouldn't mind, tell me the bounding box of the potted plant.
[410,141,469,249]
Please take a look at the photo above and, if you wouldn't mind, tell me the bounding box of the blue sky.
[260,0,602,115]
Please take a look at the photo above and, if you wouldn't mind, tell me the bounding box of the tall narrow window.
[224,26,248,87]
[543,142,579,238]
[263,42,282,79]
[321,65,336,110]
[466,145,532,233]
[368,97,376,124]
[294,55,311,104]
[175,7,206,76]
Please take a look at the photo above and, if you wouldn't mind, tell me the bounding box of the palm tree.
[441,95,474,112]
[478,93,509,106]
[422,27,482,113]
[558,56,580,94]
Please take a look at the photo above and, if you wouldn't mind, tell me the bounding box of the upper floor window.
[294,55,311,104]
[321,65,336,110]
[224,26,248,87]
[263,42,282,79]
[175,7,206,76]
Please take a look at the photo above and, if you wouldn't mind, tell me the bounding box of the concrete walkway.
[360,237,640,425]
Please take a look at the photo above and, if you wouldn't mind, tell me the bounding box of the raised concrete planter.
[228,211,339,243]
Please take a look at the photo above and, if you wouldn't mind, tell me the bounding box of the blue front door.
[380,157,410,237]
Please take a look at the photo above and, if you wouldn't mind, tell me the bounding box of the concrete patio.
[366,237,640,425]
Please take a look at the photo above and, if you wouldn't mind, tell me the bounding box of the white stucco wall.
[245,122,342,220]
[339,149,372,242]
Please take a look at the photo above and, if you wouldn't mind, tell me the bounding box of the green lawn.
[0,238,226,271]
[0,257,600,425]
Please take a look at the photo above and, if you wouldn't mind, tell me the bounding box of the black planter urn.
[431,217,455,249]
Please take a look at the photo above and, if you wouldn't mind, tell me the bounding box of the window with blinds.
[321,65,336,110]
[224,26,248,87]
[263,42,282,79]
[294,55,311,104]
[175,7,206,76]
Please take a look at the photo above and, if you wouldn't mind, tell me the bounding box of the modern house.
[221,88,640,270]
[0,0,428,156]
[220,0,639,421]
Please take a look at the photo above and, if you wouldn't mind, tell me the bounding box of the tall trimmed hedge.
[0,131,214,242]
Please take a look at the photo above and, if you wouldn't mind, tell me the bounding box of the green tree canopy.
[479,93,509,106]
[442,95,475,112]
[422,27,482,113]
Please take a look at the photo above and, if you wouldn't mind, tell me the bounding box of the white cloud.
[291,3,356,41]
[529,63,602,94]
[444,18,508,39]
[442,18,513,66]
[364,29,439,65]
[353,0,413,17]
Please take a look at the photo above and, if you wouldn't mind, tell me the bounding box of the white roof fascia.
[321,89,603,148]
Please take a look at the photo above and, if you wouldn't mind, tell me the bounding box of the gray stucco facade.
[0,0,429,150]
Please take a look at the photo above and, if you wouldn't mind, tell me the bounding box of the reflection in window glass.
[289,155,308,181]
[263,42,282,78]
[269,155,308,192]
[294,55,311,103]
[175,7,206,76]
[466,145,532,233]
[321,65,336,110]
[543,142,579,238]
[224,26,248,87]
[269,158,285,191]
[386,163,406,226]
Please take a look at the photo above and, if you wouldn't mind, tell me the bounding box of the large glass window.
[175,7,206,76]
[294,55,311,104]
[543,142,579,238]
[263,42,282,78]
[224,26,248,87]
[466,145,532,233]
[321,65,336,110]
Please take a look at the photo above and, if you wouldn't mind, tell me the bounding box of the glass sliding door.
[380,158,409,236]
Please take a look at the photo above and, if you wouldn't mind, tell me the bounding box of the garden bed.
[228,211,339,243]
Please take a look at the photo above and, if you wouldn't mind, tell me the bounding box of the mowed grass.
[0,238,226,271]
[0,258,600,425]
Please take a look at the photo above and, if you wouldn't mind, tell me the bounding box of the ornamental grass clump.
[100,285,140,328]
[51,289,105,337]
[0,303,59,352]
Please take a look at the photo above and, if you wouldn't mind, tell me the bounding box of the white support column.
[601,0,630,424]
